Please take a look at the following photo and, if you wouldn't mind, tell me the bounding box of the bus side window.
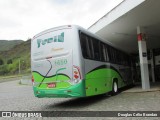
[92,38,100,61]
[80,33,87,58]
[108,46,113,63]
[86,36,93,59]
[105,44,109,61]
[100,42,108,62]
[80,33,92,59]
[100,42,105,61]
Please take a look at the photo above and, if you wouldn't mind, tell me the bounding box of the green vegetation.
[0,58,4,65]
[0,39,31,76]
[0,40,23,52]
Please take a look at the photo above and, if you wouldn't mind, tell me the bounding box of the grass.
[0,74,21,79]
[0,75,23,80]
[0,73,31,80]
[0,39,31,77]
[0,40,23,52]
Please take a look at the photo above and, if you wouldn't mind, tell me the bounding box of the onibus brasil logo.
[37,32,64,48]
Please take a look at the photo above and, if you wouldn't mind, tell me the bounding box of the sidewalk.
[0,76,22,83]
[123,82,160,93]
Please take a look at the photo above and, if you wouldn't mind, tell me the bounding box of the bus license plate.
[48,83,56,88]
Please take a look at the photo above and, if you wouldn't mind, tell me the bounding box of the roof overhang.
[89,0,160,53]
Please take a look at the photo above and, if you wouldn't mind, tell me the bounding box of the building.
[89,0,160,90]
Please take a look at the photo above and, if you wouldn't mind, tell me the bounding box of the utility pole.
[19,59,21,75]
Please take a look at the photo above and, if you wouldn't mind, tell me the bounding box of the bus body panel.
[84,59,131,96]
[31,26,86,98]
[78,29,133,97]
[31,25,133,98]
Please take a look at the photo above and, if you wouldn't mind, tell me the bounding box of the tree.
[0,58,4,65]
[7,59,13,64]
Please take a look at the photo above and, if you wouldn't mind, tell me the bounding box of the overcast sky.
[0,0,123,40]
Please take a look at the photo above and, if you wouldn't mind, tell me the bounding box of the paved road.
[0,80,160,119]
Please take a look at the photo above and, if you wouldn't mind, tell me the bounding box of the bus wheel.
[111,80,118,95]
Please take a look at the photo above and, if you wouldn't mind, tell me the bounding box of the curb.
[122,88,160,93]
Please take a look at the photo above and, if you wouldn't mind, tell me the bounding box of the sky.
[0,0,123,40]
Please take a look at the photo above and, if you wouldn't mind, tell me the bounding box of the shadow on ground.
[43,85,134,110]
[46,94,110,109]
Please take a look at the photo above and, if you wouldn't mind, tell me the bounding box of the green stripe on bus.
[32,71,71,89]
[85,68,126,96]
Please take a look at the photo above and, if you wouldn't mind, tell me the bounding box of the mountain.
[0,40,23,52]
[0,40,31,75]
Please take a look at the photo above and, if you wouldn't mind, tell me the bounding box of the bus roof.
[32,25,126,53]
[33,25,77,39]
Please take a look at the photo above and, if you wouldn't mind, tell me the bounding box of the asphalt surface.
[0,80,160,120]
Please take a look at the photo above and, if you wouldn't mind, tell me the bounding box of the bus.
[31,25,133,98]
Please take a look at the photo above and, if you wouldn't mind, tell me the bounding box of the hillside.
[0,40,23,52]
[0,40,31,75]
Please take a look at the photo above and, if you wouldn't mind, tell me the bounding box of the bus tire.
[111,80,118,95]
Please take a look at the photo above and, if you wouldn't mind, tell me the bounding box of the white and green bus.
[31,25,133,98]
